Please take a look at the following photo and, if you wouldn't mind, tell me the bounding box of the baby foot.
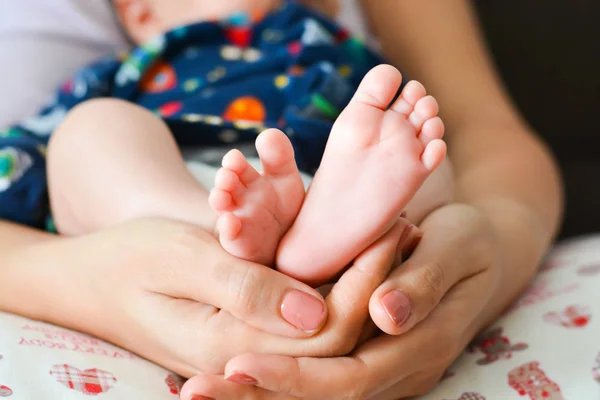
[209,128,305,266]
[276,64,446,286]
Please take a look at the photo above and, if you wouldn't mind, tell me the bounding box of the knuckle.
[149,222,211,272]
[163,224,204,258]
[422,262,445,294]
[229,266,263,316]
[417,262,445,308]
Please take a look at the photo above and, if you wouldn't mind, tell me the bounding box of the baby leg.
[48,98,216,235]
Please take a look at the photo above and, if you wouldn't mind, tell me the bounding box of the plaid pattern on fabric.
[457,393,486,400]
[543,304,591,328]
[50,364,117,394]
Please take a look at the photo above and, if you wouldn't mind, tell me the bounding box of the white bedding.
[1,235,599,399]
[0,0,128,128]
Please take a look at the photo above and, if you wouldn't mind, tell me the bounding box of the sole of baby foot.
[276,64,446,286]
[209,129,305,266]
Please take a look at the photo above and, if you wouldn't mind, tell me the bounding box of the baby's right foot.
[276,64,446,286]
[209,129,305,266]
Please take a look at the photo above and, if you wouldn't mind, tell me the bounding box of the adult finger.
[364,270,497,399]
[142,220,328,338]
[168,216,412,373]
[369,205,495,335]
[182,374,296,400]
[146,216,408,362]
[224,354,368,400]
[221,269,496,400]
[302,217,414,355]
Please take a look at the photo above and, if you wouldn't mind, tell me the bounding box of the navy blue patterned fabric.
[0,1,384,229]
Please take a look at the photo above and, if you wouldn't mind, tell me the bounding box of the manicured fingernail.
[191,396,214,400]
[381,290,411,326]
[226,372,258,386]
[281,290,326,331]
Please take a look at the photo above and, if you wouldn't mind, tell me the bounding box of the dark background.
[474,0,600,238]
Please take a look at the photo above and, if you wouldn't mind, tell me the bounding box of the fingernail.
[381,290,411,326]
[281,290,326,331]
[226,372,258,386]
[191,396,215,400]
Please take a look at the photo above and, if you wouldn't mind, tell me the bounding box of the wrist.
[470,199,550,331]
[0,233,77,325]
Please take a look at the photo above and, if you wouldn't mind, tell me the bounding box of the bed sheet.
[1,226,598,399]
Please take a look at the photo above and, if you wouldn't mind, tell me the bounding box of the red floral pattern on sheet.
[507,277,580,314]
[469,327,528,365]
[165,373,185,395]
[0,385,12,397]
[0,355,11,397]
[543,304,591,328]
[577,264,600,277]
[508,362,564,400]
[50,364,117,395]
[444,393,486,400]
[538,260,568,273]
[456,393,486,400]
[440,370,456,381]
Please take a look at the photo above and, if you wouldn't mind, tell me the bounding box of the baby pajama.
[0,1,384,230]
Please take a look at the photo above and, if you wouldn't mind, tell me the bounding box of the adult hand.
[6,216,415,377]
[181,204,506,399]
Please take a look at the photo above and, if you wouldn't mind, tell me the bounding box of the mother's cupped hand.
[180,204,505,399]
[8,216,414,377]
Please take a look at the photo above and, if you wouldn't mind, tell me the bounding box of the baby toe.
[214,167,243,192]
[256,128,298,177]
[421,139,447,172]
[418,116,445,146]
[223,149,260,185]
[217,212,243,241]
[390,80,427,117]
[409,95,439,132]
[209,188,234,213]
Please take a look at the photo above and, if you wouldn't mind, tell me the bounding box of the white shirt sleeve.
[0,0,128,128]
[337,0,379,49]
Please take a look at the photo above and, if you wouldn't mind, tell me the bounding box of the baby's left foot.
[209,129,305,266]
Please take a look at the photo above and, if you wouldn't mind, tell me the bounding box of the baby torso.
[16,1,384,173]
